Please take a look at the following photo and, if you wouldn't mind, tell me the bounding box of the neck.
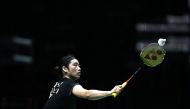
[63,75,77,81]
[63,75,70,79]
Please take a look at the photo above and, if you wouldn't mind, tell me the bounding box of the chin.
[76,76,80,80]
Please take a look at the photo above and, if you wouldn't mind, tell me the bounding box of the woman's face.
[64,59,81,80]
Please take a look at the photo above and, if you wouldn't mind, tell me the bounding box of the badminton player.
[43,54,123,109]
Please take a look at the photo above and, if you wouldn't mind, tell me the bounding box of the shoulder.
[72,84,88,94]
[73,84,83,89]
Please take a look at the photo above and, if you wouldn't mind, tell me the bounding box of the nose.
[78,66,81,71]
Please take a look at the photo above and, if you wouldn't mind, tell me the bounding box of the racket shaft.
[112,65,142,98]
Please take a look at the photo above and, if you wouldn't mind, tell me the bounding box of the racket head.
[140,43,166,67]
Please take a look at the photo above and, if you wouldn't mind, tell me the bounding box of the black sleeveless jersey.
[43,78,79,109]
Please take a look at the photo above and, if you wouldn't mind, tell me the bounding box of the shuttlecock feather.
[158,38,166,46]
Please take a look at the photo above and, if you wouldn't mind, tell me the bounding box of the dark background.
[0,0,189,109]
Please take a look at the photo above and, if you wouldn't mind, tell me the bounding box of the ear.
[62,66,68,73]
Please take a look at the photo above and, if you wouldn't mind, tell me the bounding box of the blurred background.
[0,0,189,109]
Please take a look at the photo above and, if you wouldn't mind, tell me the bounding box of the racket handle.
[112,82,127,98]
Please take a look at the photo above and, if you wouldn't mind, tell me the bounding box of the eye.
[73,63,80,67]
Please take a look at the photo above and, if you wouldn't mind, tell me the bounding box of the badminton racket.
[112,38,166,97]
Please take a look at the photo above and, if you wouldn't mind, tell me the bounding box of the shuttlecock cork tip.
[158,38,166,46]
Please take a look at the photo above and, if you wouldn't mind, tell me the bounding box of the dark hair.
[54,54,76,78]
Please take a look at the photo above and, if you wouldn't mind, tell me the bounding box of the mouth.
[77,72,81,76]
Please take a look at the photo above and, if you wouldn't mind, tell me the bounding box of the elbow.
[84,90,92,100]
[83,90,96,100]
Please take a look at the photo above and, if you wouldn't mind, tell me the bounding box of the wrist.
[108,91,112,96]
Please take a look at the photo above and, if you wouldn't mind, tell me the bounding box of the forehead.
[70,59,79,64]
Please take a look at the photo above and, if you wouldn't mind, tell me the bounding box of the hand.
[110,85,123,96]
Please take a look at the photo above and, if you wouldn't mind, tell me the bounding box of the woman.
[43,54,123,109]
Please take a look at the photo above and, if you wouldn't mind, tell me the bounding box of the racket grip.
[111,82,127,98]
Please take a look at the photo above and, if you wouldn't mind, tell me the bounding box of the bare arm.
[72,84,122,100]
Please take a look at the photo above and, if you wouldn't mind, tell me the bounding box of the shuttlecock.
[158,38,166,46]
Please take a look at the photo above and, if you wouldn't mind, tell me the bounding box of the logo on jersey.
[49,82,63,98]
